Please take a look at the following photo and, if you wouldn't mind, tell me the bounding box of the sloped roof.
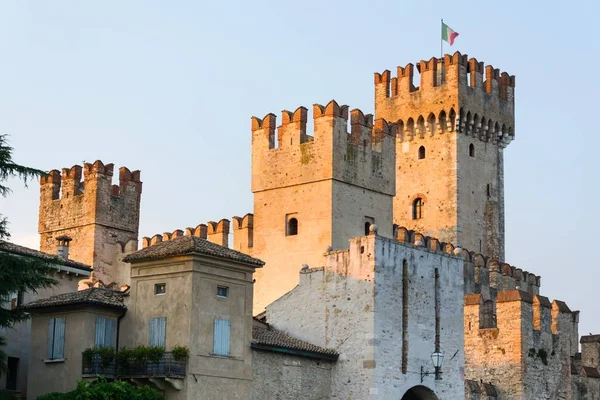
[581,335,600,344]
[0,240,92,271]
[251,324,338,360]
[21,288,126,311]
[122,235,264,266]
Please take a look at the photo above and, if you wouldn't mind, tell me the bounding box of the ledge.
[44,358,65,363]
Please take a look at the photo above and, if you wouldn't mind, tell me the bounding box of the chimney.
[56,235,72,260]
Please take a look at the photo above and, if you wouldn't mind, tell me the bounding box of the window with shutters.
[213,319,230,356]
[46,317,66,360]
[149,317,166,347]
[94,317,116,348]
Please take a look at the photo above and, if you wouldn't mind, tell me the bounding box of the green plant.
[82,348,95,364]
[96,346,115,369]
[131,346,148,365]
[171,345,190,361]
[116,347,134,374]
[37,378,163,399]
[146,346,165,364]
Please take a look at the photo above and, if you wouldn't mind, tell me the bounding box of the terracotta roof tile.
[123,236,264,266]
[251,325,338,359]
[0,240,91,271]
[21,288,126,311]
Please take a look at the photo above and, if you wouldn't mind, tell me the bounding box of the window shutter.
[213,319,230,356]
[53,318,66,359]
[149,317,166,347]
[106,319,116,348]
[46,318,55,360]
[95,317,106,348]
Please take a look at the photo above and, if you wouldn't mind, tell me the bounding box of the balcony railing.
[82,353,186,379]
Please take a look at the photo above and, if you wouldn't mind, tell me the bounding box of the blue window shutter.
[149,317,166,347]
[54,318,66,359]
[106,319,116,348]
[95,317,106,348]
[213,319,230,356]
[46,318,55,359]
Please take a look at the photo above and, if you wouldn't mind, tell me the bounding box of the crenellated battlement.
[251,100,396,196]
[394,226,541,295]
[375,52,515,147]
[374,52,515,102]
[39,160,142,237]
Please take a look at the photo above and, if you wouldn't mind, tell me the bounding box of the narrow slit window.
[364,222,371,235]
[469,143,475,157]
[418,146,426,160]
[412,198,424,220]
[287,217,298,236]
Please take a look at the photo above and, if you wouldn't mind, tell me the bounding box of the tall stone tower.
[38,160,142,284]
[375,52,515,260]
[250,100,396,311]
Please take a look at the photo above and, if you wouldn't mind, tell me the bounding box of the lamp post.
[420,351,444,383]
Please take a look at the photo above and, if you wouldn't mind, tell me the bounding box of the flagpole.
[440,18,444,61]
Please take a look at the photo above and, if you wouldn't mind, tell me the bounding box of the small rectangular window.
[217,286,229,298]
[46,317,66,360]
[94,317,116,348]
[149,317,167,347]
[154,283,166,295]
[213,319,231,356]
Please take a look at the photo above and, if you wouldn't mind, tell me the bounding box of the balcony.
[82,352,186,380]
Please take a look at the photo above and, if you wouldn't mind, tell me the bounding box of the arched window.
[364,222,371,235]
[412,198,424,220]
[469,143,475,158]
[287,218,298,236]
[418,146,425,160]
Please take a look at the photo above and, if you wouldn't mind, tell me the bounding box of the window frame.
[217,286,229,299]
[213,318,231,357]
[412,198,424,220]
[46,317,66,361]
[94,317,116,349]
[154,283,166,295]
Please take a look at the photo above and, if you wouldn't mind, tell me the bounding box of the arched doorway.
[400,385,439,400]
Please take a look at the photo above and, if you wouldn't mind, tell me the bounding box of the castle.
[18,51,599,399]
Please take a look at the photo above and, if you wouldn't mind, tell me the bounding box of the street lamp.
[420,351,444,383]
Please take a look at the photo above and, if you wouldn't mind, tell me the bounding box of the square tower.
[250,100,396,311]
[375,52,515,259]
[38,160,142,284]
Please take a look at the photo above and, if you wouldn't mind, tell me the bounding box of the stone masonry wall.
[266,233,464,399]
[38,160,141,285]
[251,350,333,400]
[374,52,515,260]
[249,101,395,313]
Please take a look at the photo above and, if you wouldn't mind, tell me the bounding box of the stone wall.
[248,101,396,313]
[374,52,514,260]
[38,160,142,285]
[266,233,465,399]
[251,350,333,400]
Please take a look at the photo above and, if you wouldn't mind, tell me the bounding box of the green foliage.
[96,347,115,369]
[82,348,95,364]
[146,346,165,364]
[0,135,54,374]
[37,378,164,400]
[116,347,134,374]
[171,345,189,361]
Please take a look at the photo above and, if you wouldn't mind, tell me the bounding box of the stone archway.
[400,385,439,400]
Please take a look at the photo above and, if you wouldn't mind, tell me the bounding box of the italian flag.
[442,22,459,46]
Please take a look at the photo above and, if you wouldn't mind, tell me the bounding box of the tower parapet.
[375,52,515,147]
[38,160,142,284]
[251,100,396,196]
[141,218,232,249]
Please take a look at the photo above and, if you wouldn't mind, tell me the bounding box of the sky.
[0,1,599,336]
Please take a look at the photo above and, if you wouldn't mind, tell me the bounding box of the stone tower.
[249,100,396,311]
[375,52,515,260]
[38,160,142,284]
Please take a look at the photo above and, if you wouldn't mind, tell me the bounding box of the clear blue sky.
[1,1,599,336]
